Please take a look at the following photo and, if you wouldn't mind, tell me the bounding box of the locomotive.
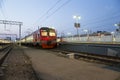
[21,27,57,48]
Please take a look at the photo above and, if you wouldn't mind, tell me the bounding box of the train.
[20,27,57,48]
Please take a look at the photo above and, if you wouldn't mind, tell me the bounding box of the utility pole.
[19,24,22,46]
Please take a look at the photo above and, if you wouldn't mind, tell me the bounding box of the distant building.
[80,31,111,37]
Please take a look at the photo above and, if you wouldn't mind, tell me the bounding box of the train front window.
[49,30,56,36]
[41,30,48,36]
[41,29,56,36]
[49,32,55,36]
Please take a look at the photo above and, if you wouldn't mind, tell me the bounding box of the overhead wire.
[0,0,5,17]
[35,0,71,25]
[0,0,3,8]
[60,7,120,35]
[82,13,120,27]
[31,0,119,35]
[33,0,62,25]
[0,0,7,31]
[60,13,120,34]
[80,14,120,32]
[41,0,71,23]
[82,10,120,23]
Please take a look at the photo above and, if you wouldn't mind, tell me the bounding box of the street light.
[114,24,118,27]
[73,16,81,20]
[73,15,81,37]
[114,23,120,33]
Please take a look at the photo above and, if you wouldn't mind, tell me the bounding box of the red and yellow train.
[20,27,57,48]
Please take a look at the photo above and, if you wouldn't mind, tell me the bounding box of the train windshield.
[41,29,56,36]
[41,30,48,36]
[49,29,56,36]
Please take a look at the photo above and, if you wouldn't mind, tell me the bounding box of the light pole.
[73,15,81,37]
[83,29,89,41]
[111,31,115,42]
[67,32,71,41]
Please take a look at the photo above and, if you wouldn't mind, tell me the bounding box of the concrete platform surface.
[22,46,120,80]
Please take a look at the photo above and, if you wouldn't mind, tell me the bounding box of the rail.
[0,45,12,66]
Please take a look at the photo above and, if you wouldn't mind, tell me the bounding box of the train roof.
[40,27,55,30]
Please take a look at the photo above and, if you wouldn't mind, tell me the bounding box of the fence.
[62,35,120,43]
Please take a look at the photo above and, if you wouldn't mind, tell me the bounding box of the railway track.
[0,45,12,66]
[0,45,12,77]
[51,48,120,67]
[0,45,39,80]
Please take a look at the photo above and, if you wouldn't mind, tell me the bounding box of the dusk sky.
[0,0,120,38]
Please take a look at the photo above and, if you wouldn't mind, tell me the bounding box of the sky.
[0,0,120,39]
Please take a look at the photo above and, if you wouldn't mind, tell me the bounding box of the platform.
[22,46,120,80]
